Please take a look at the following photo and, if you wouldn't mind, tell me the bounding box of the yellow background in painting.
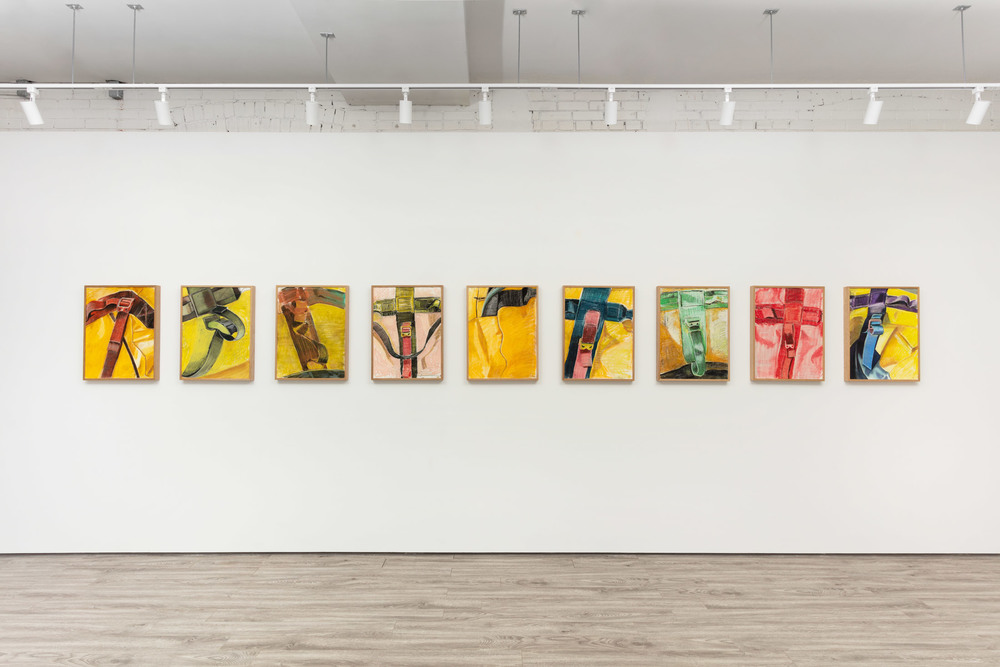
[563,287,634,380]
[180,286,254,380]
[467,287,538,380]
[84,286,157,379]
[275,287,347,378]
[848,287,919,380]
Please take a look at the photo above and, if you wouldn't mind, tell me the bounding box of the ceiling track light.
[604,87,617,126]
[720,86,735,126]
[864,86,883,125]
[306,86,319,127]
[399,87,412,125]
[967,86,991,125]
[18,86,44,126]
[154,86,173,126]
[478,87,492,126]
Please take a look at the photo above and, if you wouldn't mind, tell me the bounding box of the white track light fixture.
[19,86,43,126]
[967,86,991,125]
[154,86,173,126]
[604,87,618,126]
[864,86,883,125]
[720,87,735,126]
[478,87,492,126]
[399,87,413,124]
[306,86,319,127]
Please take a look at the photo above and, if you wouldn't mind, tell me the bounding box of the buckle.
[782,324,796,351]
[868,313,884,336]
[117,297,134,311]
[190,288,217,316]
[400,323,412,338]
[685,319,702,332]
[579,342,594,351]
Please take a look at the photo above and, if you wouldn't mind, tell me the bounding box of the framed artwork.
[467,286,538,381]
[180,286,255,381]
[563,286,634,381]
[752,286,825,381]
[658,287,729,381]
[275,286,348,380]
[372,285,443,381]
[845,287,920,381]
[83,285,159,380]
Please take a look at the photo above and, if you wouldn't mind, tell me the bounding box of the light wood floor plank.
[0,554,998,665]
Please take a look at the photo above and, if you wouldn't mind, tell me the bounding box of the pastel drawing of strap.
[181,287,246,378]
[564,288,633,379]
[85,290,155,379]
[662,289,727,378]
[754,288,822,379]
[850,290,917,313]
[278,287,346,376]
[372,288,442,378]
[476,287,536,317]
[372,294,441,317]
[854,288,890,379]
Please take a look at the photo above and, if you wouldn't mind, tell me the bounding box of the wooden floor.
[0,554,998,666]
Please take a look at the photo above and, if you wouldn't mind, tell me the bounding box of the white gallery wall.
[0,131,997,553]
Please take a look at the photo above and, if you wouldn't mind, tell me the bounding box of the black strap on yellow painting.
[181,287,246,378]
[477,287,536,317]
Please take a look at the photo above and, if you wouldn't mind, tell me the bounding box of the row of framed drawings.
[83,285,920,383]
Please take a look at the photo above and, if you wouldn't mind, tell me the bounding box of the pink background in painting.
[372,287,443,379]
[753,287,824,380]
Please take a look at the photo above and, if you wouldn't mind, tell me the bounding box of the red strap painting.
[400,322,413,378]
[754,288,822,379]
[85,290,155,379]
[572,310,602,379]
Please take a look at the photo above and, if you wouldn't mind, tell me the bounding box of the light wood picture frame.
[657,286,730,382]
[751,285,825,382]
[83,285,160,381]
[844,286,920,382]
[371,285,443,381]
[180,285,255,381]
[275,286,349,381]
[467,286,539,381]
[562,286,635,382]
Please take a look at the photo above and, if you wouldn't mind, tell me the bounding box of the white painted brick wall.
[0,87,994,132]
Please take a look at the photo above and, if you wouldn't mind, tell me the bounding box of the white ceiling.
[1,0,997,88]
